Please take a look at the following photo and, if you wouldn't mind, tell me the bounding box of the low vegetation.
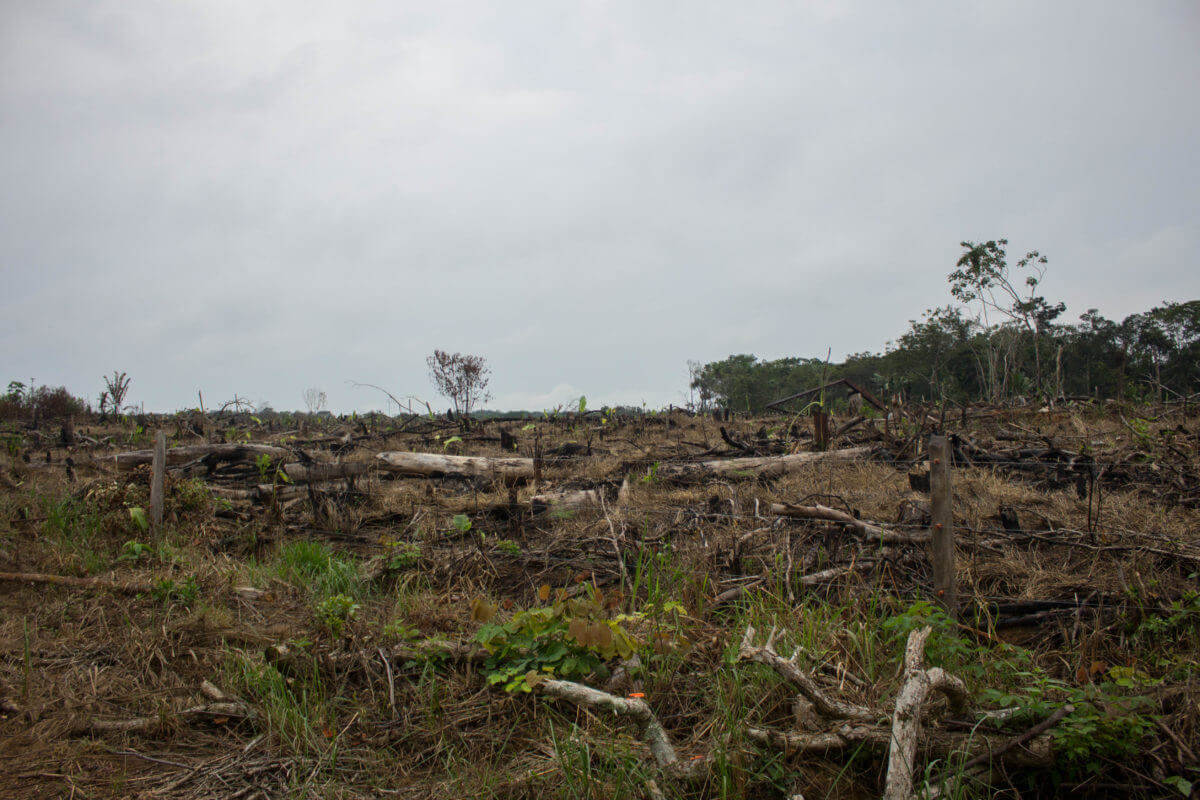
[1,391,1197,798]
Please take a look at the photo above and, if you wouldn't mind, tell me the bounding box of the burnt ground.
[1,403,1198,799]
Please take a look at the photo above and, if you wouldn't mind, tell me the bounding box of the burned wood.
[114,443,295,471]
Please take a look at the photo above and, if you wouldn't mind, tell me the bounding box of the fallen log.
[658,447,870,484]
[114,443,293,471]
[375,450,534,481]
[530,488,602,514]
[282,460,375,484]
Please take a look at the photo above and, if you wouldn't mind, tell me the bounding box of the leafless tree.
[303,387,327,413]
[427,350,492,420]
[100,371,131,415]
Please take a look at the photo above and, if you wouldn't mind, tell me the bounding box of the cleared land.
[1,403,1198,799]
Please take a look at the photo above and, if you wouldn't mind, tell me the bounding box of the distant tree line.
[0,381,90,423]
[690,240,1199,412]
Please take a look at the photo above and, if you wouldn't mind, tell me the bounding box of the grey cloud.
[2,1,1198,412]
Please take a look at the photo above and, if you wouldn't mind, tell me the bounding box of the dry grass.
[1,405,1198,798]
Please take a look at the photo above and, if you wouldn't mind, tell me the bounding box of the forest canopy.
[690,241,1199,411]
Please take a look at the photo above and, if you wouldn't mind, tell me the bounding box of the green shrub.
[386,543,422,570]
[475,590,638,693]
[316,593,360,636]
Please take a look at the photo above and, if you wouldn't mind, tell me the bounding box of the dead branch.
[80,681,253,735]
[0,571,157,595]
[535,678,710,780]
[771,503,930,544]
[882,627,968,800]
[739,626,876,722]
[264,640,486,676]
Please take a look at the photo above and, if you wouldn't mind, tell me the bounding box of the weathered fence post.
[533,431,542,491]
[928,435,956,617]
[150,429,166,536]
[812,408,830,451]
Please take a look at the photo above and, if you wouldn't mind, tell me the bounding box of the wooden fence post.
[813,408,830,451]
[150,430,166,536]
[928,435,956,617]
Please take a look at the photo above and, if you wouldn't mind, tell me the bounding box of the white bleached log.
[658,447,870,483]
[375,450,534,481]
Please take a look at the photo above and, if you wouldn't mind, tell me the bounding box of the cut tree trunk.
[375,451,534,481]
[530,488,603,514]
[658,447,870,484]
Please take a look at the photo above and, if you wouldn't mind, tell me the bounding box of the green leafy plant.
[881,600,974,671]
[316,593,360,636]
[117,540,151,563]
[153,576,199,607]
[383,620,421,642]
[255,453,274,481]
[387,543,422,570]
[495,539,521,556]
[127,506,149,534]
[173,478,212,511]
[475,589,638,693]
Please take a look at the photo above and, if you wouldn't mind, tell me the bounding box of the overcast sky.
[2,2,1198,412]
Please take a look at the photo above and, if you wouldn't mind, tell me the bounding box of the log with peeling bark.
[657,447,870,484]
[770,502,930,544]
[375,450,535,481]
[113,443,294,471]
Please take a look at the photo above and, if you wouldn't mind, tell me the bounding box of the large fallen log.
[114,443,293,471]
[658,447,870,483]
[375,451,534,481]
[281,460,375,483]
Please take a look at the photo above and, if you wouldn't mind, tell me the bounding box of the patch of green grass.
[224,650,332,754]
[42,496,109,574]
[548,722,653,800]
[277,540,363,601]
